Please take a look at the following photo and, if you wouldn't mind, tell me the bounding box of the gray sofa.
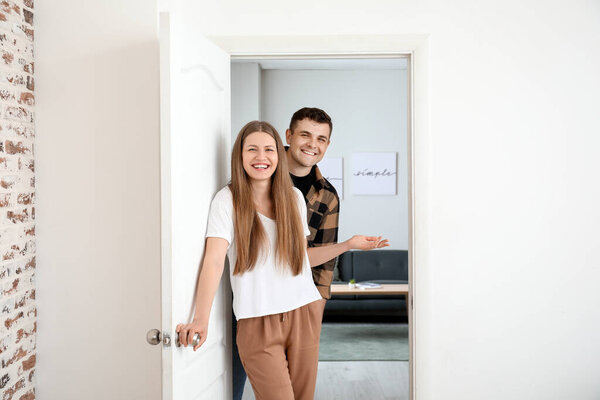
[324,249,408,318]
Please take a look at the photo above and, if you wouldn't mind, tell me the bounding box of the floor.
[242,361,409,400]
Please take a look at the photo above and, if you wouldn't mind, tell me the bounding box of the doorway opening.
[230,55,414,400]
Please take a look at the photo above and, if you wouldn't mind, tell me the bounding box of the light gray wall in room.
[231,63,261,140]
[261,69,409,250]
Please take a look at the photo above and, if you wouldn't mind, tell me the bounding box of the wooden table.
[330,283,410,316]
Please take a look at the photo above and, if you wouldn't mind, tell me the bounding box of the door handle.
[175,332,201,348]
[146,329,171,347]
[147,329,200,348]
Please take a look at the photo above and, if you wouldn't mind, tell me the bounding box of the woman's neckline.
[257,211,275,221]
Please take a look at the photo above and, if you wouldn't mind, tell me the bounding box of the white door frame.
[211,34,429,400]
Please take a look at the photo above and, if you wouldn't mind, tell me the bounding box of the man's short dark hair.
[289,107,333,137]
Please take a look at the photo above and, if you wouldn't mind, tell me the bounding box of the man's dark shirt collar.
[290,166,316,198]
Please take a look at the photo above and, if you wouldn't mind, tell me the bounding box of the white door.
[159,12,232,400]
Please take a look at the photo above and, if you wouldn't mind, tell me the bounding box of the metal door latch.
[146,329,171,347]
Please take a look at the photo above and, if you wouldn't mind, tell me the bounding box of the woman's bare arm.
[176,237,229,350]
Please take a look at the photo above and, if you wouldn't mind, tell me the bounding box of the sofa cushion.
[336,251,354,282]
[324,298,407,317]
[353,250,407,281]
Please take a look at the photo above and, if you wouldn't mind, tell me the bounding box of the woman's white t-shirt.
[205,186,322,320]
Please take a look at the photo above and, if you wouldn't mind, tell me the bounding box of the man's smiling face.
[285,118,331,170]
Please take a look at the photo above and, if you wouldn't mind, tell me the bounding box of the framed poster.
[352,152,397,195]
[318,157,343,199]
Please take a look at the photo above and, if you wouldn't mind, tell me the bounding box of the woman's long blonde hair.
[230,121,305,276]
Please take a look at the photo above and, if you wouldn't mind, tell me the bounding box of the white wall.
[35,1,161,399]
[260,69,408,249]
[192,1,600,399]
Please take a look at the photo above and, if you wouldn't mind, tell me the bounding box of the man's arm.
[309,194,340,298]
[307,235,388,267]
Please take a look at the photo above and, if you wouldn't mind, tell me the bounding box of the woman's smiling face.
[242,131,279,183]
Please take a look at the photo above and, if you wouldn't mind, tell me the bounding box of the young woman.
[176,121,388,400]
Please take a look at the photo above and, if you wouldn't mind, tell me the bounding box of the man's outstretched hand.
[347,235,389,250]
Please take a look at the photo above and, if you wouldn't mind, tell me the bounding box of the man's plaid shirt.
[301,166,340,299]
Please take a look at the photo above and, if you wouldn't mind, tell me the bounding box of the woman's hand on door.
[176,319,208,351]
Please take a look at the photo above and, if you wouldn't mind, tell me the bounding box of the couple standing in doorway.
[177,108,388,400]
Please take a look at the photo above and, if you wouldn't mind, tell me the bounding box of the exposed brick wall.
[0,0,35,399]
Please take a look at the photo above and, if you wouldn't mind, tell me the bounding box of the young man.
[232,107,339,400]
[285,107,339,301]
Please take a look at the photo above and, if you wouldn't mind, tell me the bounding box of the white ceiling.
[232,58,407,70]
